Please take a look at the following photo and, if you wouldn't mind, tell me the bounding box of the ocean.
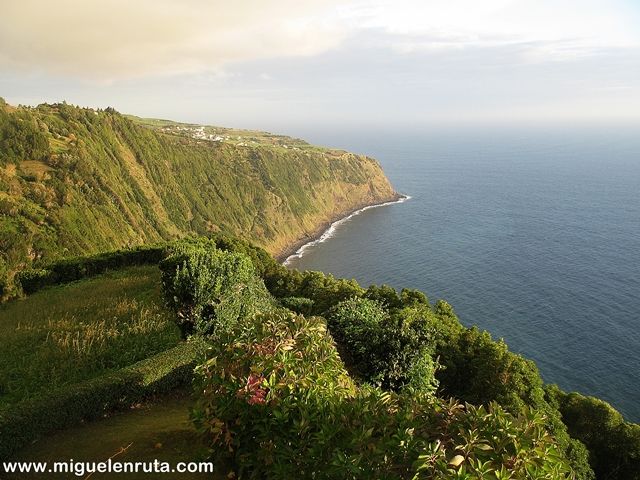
[284,125,640,422]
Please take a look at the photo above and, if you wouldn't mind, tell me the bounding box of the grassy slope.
[0,265,180,408]
[0,101,397,297]
[6,393,213,480]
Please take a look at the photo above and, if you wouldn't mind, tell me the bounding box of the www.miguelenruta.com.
[2,459,216,476]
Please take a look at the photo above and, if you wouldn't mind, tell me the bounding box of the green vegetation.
[326,297,438,394]
[0,265,178,406]
[0,260,209,460]
[194,309,572,479]
[159,240,274,338]
[547,387,640,480]
[0,95,637,477]
[0,339,207,460]
[175,242,571,478]
[7,393,212,480]
[2,238,638,478]
[0,99,396,300]
[16,243,166,294]
[210,242,631,479]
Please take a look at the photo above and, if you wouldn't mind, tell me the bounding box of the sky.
[1,0,639,132]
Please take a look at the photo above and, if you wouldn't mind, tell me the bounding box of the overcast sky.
[1,0,639,131]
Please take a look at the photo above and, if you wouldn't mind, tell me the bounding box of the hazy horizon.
[2,0,640,133]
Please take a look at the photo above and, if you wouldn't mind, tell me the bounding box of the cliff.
[0,100,397,296]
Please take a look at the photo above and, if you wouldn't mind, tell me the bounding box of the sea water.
[285,125,640,422]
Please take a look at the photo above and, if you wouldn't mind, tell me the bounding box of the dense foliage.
[3,238,638,477]
[0,257,208,459]
[197,240,637,479]
[193,309,572,479]
[159,241,274,337]
[16,243,166,294]
[0,339,207,460]
[547,387,640,480]
[436,326,545,413]
[152,241,575,478]
[326,297,438,394]
[434,326,594,480]
[0,106,49,164]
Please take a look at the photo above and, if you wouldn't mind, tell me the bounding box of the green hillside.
[0,97,397,299]
[2,239,638,479]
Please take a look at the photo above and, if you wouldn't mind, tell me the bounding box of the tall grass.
[0,266,180,407]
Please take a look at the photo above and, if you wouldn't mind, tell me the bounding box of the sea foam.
[283,195,410,266]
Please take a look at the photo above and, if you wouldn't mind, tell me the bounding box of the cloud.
[2,0,638,81]
[181,31,640,127]
[2,0,639,126]
[0,0,347,80]
[345,0,640,57]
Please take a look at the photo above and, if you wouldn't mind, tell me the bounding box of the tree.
[555,390,640,480]
[326,297,438,394]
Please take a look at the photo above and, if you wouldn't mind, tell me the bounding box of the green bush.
[412,402,573,479]
[399,288,429,307]
[0,108,50,166]
[326,297,438,394]
[16,244,166,294]
[13,268,52,294]
[208,233,279,277]
[278,296,315,316]
[263,267,364,315]
[262,263,430,318]
[260,263,591,476]
[548,388,640,480]
[434,325,594,479]
[0,339,207,461]
[160,243,273,338]
[435,327,546,413]
[193,310,572,479]
[364,284,404,309]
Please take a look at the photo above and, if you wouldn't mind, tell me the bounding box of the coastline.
[277,193,410,266]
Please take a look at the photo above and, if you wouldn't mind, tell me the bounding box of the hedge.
[15,244,168,295]
[12,232,284,299]
[13,234,278,298]
[0,338,208,461]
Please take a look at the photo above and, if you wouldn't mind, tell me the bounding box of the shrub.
[436,327,546,414]
[399,288,429,307]
[435,327,594,479]
[193,311,572,479]
[160,243,272,338]
[549,388,640,480]
[412,402,573,479]
[364,284,403,309]
[16,244,166,295]
[0,339,208,461]
[13,268,51,294]
[278,296,315,316]
[208,233,279,277]
[0,108,50,165]
[263,267,364,315]
[326,297,438,394]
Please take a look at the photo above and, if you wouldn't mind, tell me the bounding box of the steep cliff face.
[0,101,397,295]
